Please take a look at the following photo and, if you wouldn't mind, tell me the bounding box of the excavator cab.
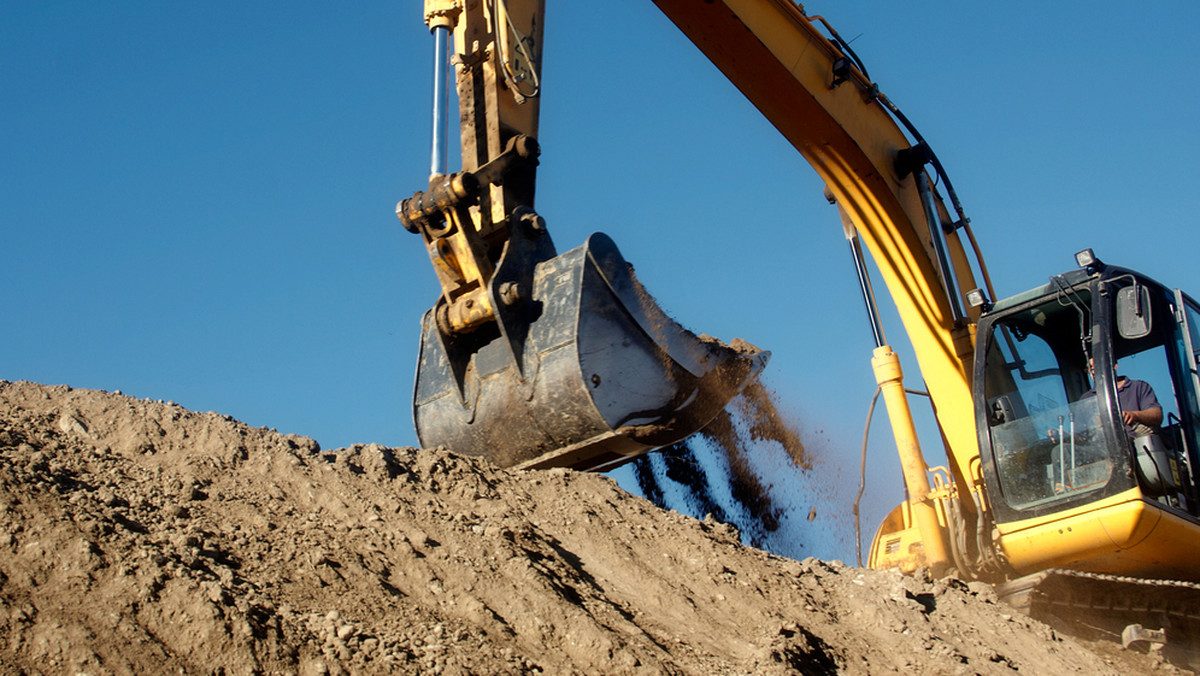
[974,253,1200,577]
[400,1,766,471]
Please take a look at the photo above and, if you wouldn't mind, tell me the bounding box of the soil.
[0,380,1184,674]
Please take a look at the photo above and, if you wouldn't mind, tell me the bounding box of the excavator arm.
[405,0,544,337]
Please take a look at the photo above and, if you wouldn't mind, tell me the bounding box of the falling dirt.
[636,415,786,551]
[0,380,1186,674]
[731,379,811,471]
[626,377,829,555]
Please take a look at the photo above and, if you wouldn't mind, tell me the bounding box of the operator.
[1081,358,1163,438]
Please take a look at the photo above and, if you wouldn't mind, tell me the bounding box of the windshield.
[982,290,1116,510]
[989,397,1109,508]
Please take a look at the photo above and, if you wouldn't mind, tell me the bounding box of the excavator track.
[997,569,1200,664]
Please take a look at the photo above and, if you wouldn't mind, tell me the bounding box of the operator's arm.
[1121,379,1163,428]
[1123,406,1163,428]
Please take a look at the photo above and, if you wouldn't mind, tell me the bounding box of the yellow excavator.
[401,0,1200,650]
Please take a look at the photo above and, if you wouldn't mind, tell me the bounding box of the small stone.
[202,581,224,604]
[29,451,49,471]
[57,414,89,436]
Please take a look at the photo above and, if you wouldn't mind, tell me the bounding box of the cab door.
[1168,289,1200,512]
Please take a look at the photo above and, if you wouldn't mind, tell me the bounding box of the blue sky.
[4,2,1198,561]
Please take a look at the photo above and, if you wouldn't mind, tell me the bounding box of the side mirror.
[1116,284,1153,339]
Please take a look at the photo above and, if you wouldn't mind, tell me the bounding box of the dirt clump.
[0,380,1180,674]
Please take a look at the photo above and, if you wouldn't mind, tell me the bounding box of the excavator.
[400,0,1200,653]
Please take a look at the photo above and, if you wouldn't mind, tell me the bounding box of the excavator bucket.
[412,229,768,472]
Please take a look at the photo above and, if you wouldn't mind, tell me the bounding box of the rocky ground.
[0,380,1184,674]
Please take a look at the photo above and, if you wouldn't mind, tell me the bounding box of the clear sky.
[4,2,1198,562]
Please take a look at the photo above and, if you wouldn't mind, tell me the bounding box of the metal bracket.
[1122,623,1167,651]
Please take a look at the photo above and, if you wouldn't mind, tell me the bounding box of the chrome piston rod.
[430,25,450,177]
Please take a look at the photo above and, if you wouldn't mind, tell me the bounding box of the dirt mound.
[0,381,1175,674]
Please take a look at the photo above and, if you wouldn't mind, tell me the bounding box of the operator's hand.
[1122,410,1139,426]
